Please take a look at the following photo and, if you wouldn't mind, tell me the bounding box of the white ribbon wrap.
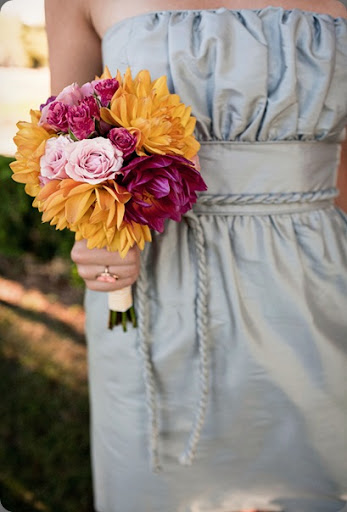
[108,286,133,312]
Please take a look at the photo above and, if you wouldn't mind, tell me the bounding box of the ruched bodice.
[86,8,347,512]
[103,8,347,142]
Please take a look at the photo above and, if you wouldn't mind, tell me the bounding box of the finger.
[84,275,136,292]
[77,264,138,282]
[71,240,140,266]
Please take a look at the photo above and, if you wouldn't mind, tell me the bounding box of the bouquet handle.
[108,286,137,331]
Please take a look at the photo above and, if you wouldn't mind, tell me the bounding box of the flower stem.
[122,312,127,332]
[129,306,137,328]
[107,307,137,331]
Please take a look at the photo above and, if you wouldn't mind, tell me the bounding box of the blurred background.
[0,1,93,511]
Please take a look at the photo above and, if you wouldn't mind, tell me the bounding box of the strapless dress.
[85,7,347,512]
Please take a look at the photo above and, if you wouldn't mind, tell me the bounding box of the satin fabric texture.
[85,8,347,512]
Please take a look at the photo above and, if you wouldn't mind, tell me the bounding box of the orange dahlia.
[100,68,200,160]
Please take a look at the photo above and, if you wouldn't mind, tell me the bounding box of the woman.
[45,0,347,511]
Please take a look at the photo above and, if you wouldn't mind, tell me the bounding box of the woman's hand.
[71,240,140,292]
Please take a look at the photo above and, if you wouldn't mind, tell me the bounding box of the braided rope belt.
[135,186,339,471]
[196,187,338,206]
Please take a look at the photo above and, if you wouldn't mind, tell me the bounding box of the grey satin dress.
[85,8,347,512]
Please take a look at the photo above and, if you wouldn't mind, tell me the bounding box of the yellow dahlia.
[10,109,55,197]
[100,68,200,160]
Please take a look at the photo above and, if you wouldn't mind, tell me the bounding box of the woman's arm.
[45,0,102,93]
[45,0,140,290]
[336,138,347,213]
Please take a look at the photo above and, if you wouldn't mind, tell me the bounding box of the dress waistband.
[195,141,340,214]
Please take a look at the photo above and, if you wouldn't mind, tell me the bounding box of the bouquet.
[10,67,207,330]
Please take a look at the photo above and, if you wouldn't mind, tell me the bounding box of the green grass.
[0,294,94,512]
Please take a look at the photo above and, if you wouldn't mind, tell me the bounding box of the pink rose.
[80,79,102,97]
[65,137,124,184]
[108,127,137,158]
[80,79,119,106]
[55,83,84,106]
[40,135,71,185]
[44,101,69,132]
[67,103,96,140]
[40,95,56,111]
[39,83,84,128]
[80,81,96,97]
[94,78,119,106]
[81,96,100,120]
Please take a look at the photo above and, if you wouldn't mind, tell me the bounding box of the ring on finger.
[95,266,119,283]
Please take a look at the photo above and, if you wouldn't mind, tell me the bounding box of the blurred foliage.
[0,155,75,261]
[22,24,48,68]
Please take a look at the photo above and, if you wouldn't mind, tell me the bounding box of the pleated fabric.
[85,8,347,512]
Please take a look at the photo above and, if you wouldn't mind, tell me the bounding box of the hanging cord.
[179,213,210,466]
[136,251,161,473]
[135,187,335,471]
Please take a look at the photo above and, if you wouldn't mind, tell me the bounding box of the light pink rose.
[40,135,72,185]
[80,79,103,99]
[55,83,84,106]
[80,81,96,97]
[65,137,124,184]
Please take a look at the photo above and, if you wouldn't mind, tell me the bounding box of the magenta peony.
[65,137,123,184]
[108,127,137,158]
[121,155,207,232]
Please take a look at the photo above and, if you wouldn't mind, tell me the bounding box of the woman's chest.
[89,0,338,40]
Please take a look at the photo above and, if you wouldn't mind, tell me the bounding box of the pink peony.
[65,137,124,184]
[108,127,137,158]
[67,103,96,140]
[94,78,119,106]
[121,155,207,232]
[40,135,71,185]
